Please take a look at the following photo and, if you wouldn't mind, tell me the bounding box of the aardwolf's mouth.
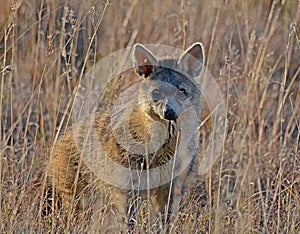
[154,100,180,121]
[164,104,178,120]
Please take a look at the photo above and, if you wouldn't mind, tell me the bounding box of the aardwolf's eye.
[177,87,188,101]
[151,88,162,101]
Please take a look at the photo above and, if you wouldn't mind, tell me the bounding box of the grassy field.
[0,0,299,233]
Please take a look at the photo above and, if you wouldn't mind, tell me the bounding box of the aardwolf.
[49,42,205,232]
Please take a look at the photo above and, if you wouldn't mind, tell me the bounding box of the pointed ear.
[132,44,158,78]
[177,43,205,78]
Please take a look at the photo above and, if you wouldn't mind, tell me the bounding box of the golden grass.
[0,0,299,233]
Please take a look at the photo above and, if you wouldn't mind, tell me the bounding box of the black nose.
[164,105,178,120]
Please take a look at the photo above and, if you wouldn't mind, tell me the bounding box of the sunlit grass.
[0,0,299,232]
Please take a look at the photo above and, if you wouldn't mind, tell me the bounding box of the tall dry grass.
[0,0,299,233]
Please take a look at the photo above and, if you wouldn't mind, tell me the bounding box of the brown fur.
[48,43,205,232]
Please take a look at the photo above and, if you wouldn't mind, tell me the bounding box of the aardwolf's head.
[132,43,205,122]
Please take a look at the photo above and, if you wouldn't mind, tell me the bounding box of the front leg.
[90,187,129,233]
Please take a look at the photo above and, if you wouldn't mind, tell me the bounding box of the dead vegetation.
[0,0,299,233]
